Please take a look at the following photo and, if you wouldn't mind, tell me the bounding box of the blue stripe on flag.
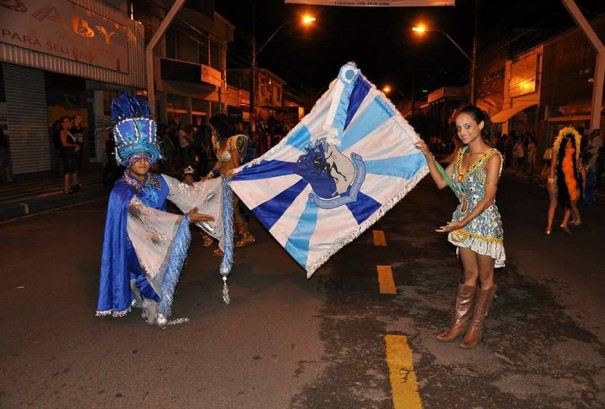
[340,96,396,152]
[364,152,427,179]
[284,200,319,270]
[286,124,312,151]
[232,160,295,181]
[344,76,371,130]
[252,179,309,230]
[345,191,382,225]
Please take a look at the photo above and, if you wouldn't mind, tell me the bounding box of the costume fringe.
[220,175,234,304]
[158,215,192,317]
[95,299,136,318]
[305,166,429,278]
[167,317,190,326]
[561,141,580,202]
[453,234,506,269]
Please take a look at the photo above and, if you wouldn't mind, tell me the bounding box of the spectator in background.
[526,136,537,176]
[0,126,14,183]
[512,136,525,172]
[193,117,210,177]
[586,129,602,175]
[178,124,194,164]
[71,113,85,190]
[59,116,81,194]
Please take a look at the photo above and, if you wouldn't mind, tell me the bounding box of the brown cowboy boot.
[437,283,477,342]
[460,285,497,349]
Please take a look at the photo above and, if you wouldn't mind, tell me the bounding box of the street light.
[412,23,476,104]
[382,84,415,115]
[250,13,316,125]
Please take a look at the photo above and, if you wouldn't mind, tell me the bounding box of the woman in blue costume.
[96,94,223,328]
[415,104,505,349]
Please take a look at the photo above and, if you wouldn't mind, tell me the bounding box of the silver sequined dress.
[448,147,506,268]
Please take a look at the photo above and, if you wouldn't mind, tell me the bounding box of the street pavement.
[0,169,604,408]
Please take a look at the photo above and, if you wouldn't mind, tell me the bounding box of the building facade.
[0,0,235,176]
[0,0,145,174]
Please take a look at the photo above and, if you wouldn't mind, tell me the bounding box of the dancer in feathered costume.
[96,93,232,327]
[545,127,582,235]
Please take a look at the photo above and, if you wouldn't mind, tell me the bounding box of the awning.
[491,102,537,123]
[160,80,216,99]
[546,115,591,122]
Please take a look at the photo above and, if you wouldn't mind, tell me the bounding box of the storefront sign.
[0,0,130,73]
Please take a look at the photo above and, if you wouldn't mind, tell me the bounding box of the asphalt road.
[1,172,604,408]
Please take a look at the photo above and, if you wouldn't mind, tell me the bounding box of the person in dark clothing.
[193,118,211,177]
[0,126,14,183]
[102,133,125,185]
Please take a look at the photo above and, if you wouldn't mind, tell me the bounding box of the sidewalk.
[0,166,111,222]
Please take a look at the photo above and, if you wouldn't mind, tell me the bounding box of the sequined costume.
[448,147,506,268]
[96,173,224,319]
[96,93,229,325]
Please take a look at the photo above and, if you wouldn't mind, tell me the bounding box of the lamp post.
[250,14,316,126]
[413,24,476,104]
[382,84,414,113]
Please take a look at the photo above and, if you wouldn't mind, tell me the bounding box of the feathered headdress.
[111,93,162,166]
[552,126,582,164]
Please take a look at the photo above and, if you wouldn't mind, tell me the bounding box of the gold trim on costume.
[450,228,503,244]
[454,148,496,183]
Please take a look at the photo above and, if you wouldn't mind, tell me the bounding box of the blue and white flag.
[230,63,429,277]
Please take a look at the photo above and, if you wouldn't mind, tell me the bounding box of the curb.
[0,186,111,221]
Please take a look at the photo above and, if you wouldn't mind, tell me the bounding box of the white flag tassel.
[220,175,234,304]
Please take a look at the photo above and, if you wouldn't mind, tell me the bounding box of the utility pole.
[250,3,257,131]
[470,0,478,105]
[561,0,604,131]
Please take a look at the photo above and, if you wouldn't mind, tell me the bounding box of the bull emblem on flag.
[294,138,366,209]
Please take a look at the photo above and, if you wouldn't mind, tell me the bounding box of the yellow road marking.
[377,265,397,294]
[373,230,387,246]
[385,335,423,409]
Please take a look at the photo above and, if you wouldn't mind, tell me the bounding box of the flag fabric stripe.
[345,191,382,225]
[285,124,313,152]
[284,201,320,268]
[230,160,295,181]
[344,75,372,129]
[339,96,396,152]
[252,179,309,230]
[364,153,426,178]
[230,63,428,277]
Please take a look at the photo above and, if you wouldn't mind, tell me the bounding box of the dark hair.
[59,116,72,127]
[209,114,235,140]
[455,104,492,142]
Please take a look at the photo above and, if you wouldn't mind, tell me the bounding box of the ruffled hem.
[95,300,136,318]
[449,232,506,268]
[95,307,132,318]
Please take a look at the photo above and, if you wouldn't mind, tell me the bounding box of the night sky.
[215,0,605,100]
